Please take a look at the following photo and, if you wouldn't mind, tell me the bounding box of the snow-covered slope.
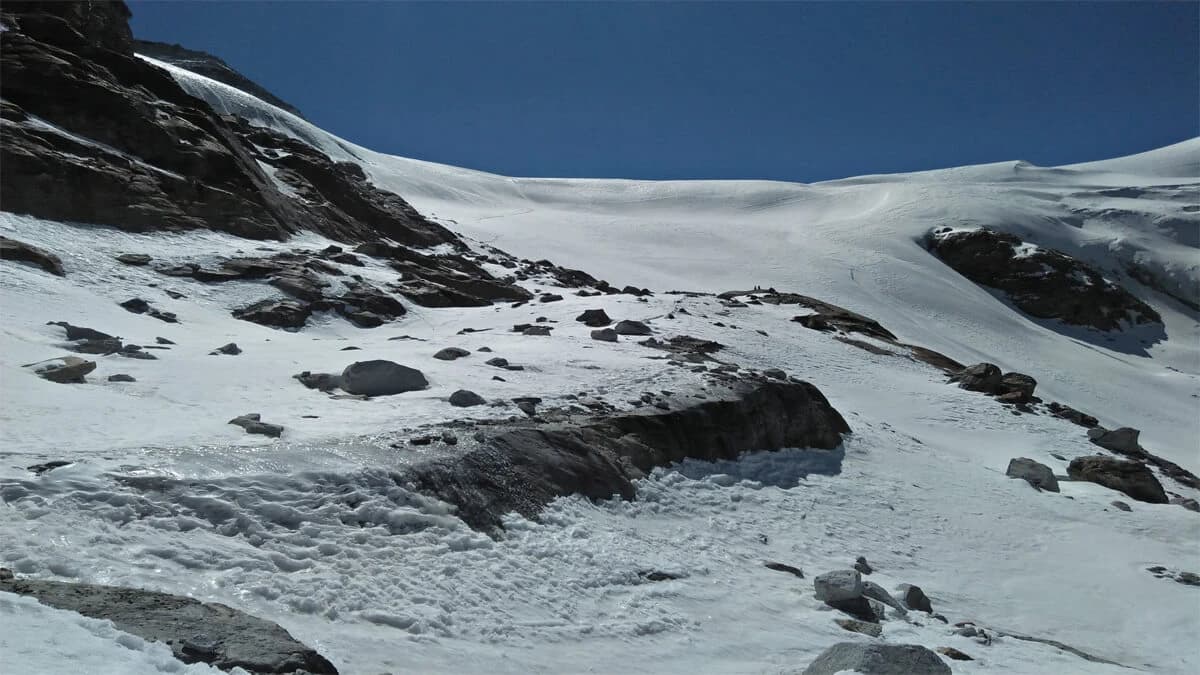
[0,54,1195,675]
[147,55,1199,465]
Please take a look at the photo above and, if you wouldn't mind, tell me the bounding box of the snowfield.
[0,56,1196,674]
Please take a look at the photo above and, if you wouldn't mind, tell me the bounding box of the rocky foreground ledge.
[404,378,852,532]
[0,575,337,674]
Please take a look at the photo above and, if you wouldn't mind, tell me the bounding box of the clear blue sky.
[128,1,1198,183]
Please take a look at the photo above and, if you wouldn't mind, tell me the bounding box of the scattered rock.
[576,309,612,327]
[210,342,242,356]
[233,299,311,329]
[107,374,135,382]
[516,401,538,416]
[614,319,652,336]
[155,336,175,345]
[0,577,337,674]
[48,322,115,341]
[1067,455,1168,503]
[486,357,510,368]
[69,337,124,355]
[449,390,487,407]
[340,360,428,396]
[409,435,436,446]
[861,581,905,616]
[228,413,284,438]
[937,647,974,661]
[854,556,874,575]
[1087,427,1142,455]
[1,236,65,275]
[28,356,96,383]
[950,362,1002,393]
[764,562,804,578]
[997,372,1037,399]
[539,293,563,303]
[27,460,73,475]
[834,618,882,638]
[801,642,950,675]
[638,570,681,582]
[441,431,459,446]
[522,325,553,336]
[434,347,471,361]
[1046,401,1099,428]
[294,371,342,392]
[119,298,177,323]
[763,368,787,380]
[115,253,152,266]
[591,328,619,342]
[896,584,933,613]
[1110,500,1132,512]
[1006,457,1060,492]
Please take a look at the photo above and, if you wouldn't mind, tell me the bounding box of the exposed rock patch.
[1006,457,1060,492]
[1067,455,1168,504]
[1,235,65,275]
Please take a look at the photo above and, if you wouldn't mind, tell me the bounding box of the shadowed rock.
[1068,455,1168,504]
[340,360,428,396]
[1,235,64,275]
[0,576,337,674]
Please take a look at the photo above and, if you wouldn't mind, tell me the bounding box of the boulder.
[233,299,311,329]
[763,368,787,380]
[997,372,1037,398]
[485,357,510,368]
[0,236,64,275]
[834,618,882,637]
[1068,456,1168,504]
[210,342,242,356]
[340,360,428,396]
[895,584,933,613]
[937,647,974,662]
[1087,427,1142,456]
[951,363,1002,393]
[449,389,486,407]
[539,293,564,303]
[854,556,874,575]
[591,328,619,342]
[576,309,612,327]
[107,374,135,382]
[861,580,906,615]
[614,319,652,336]
[522,325,552,336]
[813,569,863,603]
[294,371,342,392]
[802,642,950,675]
[228,413,284,438]
[115,253,152,266]
[434,347,471,361]
[827,597,887,623]
[0,577,336,674]
[1046,402,1099,428]
[29,356,96,383]
[69,338,124,355]
[1006,457,1060,492]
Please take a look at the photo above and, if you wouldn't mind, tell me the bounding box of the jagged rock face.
[133,39,304,118]
[0,1,455,247]
[406,380,850,532]
[926,227,1161,331]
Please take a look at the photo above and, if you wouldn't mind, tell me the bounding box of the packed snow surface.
[0,56,1195,674]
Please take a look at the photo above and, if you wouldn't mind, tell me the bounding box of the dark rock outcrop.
[949,363,1002,393]
[926,227,1160,331]
[1085,426,1200,490]
[132,39,305,117]
[449,389,486,407]
[0,576,337,674]
[613,319,652,336]
[27,356,96,383]
[1,235,65,275]
[405,380,849,532]
[228,413,283,438]
[1067,456,1168,504]
[576,309,612,327]
[233,299,311,329]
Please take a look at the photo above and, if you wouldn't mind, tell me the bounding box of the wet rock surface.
[0,576,338,674]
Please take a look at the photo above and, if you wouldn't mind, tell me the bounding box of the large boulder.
[802,642,951,675]
[861,580,906,615]
[895,584,933,613]
[0,577,337,674]
[950,363,1002,393]
[434,347,471,361]
[813,570,864,603]
[997,372,1037,399]
[1067,456,1168,504]
[449,389,486,407]
[591,328,619,342]
[340,360,428,396]
[1006,457,1060,492]
[614,319,652,336]
[1,235,64,275]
